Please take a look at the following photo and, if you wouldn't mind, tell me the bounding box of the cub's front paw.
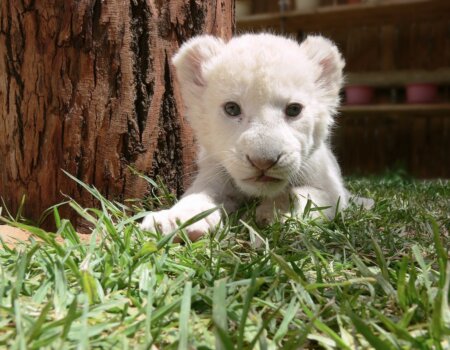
[255,202,277,226]
[140,206,221,241]
[255,195,291,226]
[141,209,175,235]
[255,204,292,226]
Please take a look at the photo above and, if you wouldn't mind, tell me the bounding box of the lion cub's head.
[173,34,344,197]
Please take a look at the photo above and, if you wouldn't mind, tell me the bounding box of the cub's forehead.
[226,33,301,53]
[205,34,317,89]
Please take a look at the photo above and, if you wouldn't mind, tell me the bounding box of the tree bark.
[0,1,234,227]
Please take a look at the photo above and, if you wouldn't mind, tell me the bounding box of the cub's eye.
[223,102,241,117]
[285,103,303,117]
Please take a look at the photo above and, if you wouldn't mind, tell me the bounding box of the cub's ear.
[300,36,345,107]
[172,35,224,102]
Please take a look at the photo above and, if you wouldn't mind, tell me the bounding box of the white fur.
[141,33,350,239]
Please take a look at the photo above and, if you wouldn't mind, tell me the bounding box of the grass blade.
[348,311,394,350]
[273,299,299,343]
[237,269,258,349]
[213,279,230,350]
[26,302,52,342]
[178,281,192,350]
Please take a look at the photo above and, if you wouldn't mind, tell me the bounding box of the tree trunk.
[0,1,234,227]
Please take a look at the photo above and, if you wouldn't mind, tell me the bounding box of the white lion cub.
[141,33,349,240]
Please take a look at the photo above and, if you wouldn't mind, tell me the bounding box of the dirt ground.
[0,225,92,247]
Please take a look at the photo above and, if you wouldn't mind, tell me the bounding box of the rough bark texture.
[0,0,234,227]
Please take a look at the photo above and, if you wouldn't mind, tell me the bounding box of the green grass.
[0,172,449,349]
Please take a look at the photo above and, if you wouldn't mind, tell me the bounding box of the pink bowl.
[345,85,374,105]
[406,83,438,104]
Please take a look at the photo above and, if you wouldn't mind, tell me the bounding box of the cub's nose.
[246,154,281,171]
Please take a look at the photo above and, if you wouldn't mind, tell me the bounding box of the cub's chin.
[234,176,288,198]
